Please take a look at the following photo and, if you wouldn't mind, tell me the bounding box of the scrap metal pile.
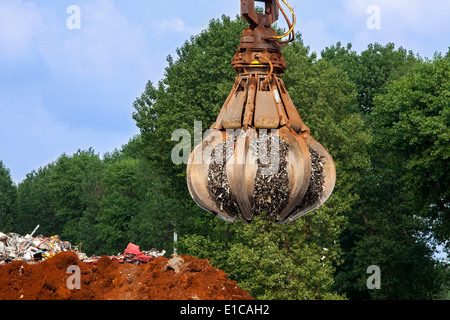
[250,132,290,217]
[295,146,325,208]
[0,225,79,265]
[207,135,240,215]
[206,132,326,221]
[0,225,165,266]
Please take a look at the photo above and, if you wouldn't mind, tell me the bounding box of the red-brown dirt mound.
[0,252,253,300]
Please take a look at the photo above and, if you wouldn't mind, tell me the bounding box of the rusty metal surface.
[254,90,279,129]
[278,133,337,224]
[232,0,286,74]
[227,129,258,223]
[241,0,279,28]
[187,0,336,224]
[218,74,308,133]
[275,77,309,133]
[187,130,240,223]
[275,127,311,222]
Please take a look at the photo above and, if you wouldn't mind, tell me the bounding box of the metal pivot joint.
[233,0,286,75]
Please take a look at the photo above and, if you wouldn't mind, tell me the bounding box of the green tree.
[96,157,140,254]
[50,149,104,255]
[436,261,450,299]
[0,161,17,231]
[334,53,448,300]
[102,136,201,255]
[182,213,346,300]
[128,162,182,254]
[336,165,442,299]
[371,54,450,253]
[16,164,62,236]
[322,42,418,114]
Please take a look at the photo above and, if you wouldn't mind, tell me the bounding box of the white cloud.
[342,0,450,55]
[298,18,336,55]
[153,17,203,36]
[0,0,154,77]
[37,0,153,79]
[0,0,46,60]
[0,92,135,184]
[0,0,148,183]
[344,0,450,29]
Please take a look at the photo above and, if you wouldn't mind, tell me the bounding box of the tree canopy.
[0,161,16,231]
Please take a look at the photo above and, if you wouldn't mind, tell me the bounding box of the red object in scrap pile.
[81,243,154,266]
[124,243,153,264]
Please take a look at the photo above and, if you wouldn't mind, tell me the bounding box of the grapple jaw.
[186,83,336,224]
[186,0,336,224]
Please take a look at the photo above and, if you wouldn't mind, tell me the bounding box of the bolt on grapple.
[187,0,336,224]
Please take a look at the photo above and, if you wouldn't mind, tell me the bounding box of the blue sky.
[1,0,449,184]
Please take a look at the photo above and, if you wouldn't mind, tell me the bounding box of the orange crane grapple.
[187,0,336,224]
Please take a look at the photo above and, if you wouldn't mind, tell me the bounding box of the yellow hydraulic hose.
[268,0,296,42]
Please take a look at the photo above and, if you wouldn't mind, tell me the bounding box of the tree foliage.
[15,164,61,236]
[371,54,450,247]
[0,161,16,231]
[324,46,448,299]
[322,42,418,114]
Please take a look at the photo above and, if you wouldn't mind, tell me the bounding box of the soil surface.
[0,252,253,300]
